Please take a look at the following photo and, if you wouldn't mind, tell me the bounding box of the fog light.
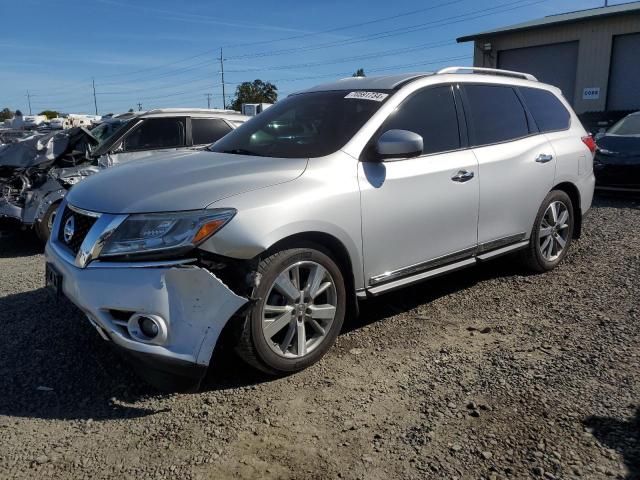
[127,313,168,345]
[139,316,159,338]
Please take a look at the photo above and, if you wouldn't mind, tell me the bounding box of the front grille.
[57,206,98,255]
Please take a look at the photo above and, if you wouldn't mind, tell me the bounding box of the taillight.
[582,135,596,154]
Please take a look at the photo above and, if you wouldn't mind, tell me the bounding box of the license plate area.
[45,263,63,299]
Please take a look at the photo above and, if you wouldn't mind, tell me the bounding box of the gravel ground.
[0,194,639,480]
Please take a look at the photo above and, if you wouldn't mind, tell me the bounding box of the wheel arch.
[263,231,360,318]
[552,181,582,238]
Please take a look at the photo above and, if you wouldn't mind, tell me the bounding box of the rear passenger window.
[463,85,530,146]
[520,87,570,132]
[192,118,232,145]
[381,85,460,155]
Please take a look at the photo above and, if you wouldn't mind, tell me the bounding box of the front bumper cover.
[45,241,248,381]
[0,198,23,222]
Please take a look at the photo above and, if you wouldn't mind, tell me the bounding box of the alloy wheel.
[539,201,570,261]
[261,261,337,359]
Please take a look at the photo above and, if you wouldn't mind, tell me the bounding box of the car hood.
[66,150,308,214]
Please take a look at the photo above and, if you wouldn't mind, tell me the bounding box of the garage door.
[607,33,640,111]
[498,41,579,105]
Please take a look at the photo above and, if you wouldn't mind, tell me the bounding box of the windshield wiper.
[220,148,264,157]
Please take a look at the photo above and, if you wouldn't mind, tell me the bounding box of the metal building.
[457,2,640,114]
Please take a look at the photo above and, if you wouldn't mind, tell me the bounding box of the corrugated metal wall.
[607,32,640,110]
[472,14,640,113]
[497,42,579,103]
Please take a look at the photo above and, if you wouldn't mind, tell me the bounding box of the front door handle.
[535,153,554,163]
[451,170,474,183]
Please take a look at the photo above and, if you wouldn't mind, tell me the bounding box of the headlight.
[100,209,236,258]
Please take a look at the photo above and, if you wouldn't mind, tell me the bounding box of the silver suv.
[45,68,595,387]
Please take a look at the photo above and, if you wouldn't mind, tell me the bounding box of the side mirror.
[375,129,423,161]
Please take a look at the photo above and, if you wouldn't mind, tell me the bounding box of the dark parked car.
[594,111,640,192]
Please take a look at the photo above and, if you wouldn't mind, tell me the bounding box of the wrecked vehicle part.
[46,240,248,384]
[0,128,100,233]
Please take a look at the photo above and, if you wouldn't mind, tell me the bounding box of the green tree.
[128,108,134,113]
[0,108,14,121]
[230,79,278,111]
[39,110,59,119]
[352,68,366,77]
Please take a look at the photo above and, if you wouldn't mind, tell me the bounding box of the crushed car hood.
[66,150,308,214]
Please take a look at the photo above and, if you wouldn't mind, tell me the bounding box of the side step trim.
[367,258,476,296]
[364,236,531,297]
[476,240,529,261]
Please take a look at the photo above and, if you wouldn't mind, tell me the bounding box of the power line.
[226,0,542,60]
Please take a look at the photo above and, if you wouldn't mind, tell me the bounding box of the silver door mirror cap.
[375,129,423,161]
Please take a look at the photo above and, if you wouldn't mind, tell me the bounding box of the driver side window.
[123,117,187,151]
[381,85,461,155]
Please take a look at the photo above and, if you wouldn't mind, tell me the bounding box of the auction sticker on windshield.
[345,91,389,102]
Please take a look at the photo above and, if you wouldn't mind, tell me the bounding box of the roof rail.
[436,66,538,81]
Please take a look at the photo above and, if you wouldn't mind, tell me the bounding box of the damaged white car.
[1,109,246,241]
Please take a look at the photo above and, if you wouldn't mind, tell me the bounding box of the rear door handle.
[535,153,554,163]
[451,170,474,182]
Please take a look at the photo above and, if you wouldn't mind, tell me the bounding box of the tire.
[236,246,347,375]
[522,190,575,272]
[35,201,60,244]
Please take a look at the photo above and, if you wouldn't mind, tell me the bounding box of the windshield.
[211,90,392,158]
[91,120,126,144]
[608,113,640,136]
[90,118,136,157]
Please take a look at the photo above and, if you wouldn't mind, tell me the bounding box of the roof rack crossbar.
[436,66,537,81]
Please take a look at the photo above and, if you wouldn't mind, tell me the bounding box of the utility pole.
[137,102,143,111]
[26,90,32,115]
[205,93,212,109]
[220,48,226,109]
[92,78,98,115]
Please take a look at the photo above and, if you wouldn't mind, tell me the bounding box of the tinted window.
[124,118,186,150]
[520,87,570,132]
[211,90,391,158]
[380,86,460,155]
[607,113,640,136]
[192,118,232,145]
[464,85,529,146]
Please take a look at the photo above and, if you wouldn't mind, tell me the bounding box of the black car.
[594,111,640,191]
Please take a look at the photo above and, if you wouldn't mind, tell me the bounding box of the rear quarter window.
[519,87,571,133]
[191,118,232,145]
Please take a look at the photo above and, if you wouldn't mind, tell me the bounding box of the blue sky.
[0,0,628,114]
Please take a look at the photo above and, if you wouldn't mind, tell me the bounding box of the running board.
[476,240,529,261]
[367,258,476,296]
[365,240,529,297]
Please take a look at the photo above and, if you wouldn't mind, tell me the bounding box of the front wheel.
[523,190,574,272]
[35,201,61,243]
[236,247,347,375]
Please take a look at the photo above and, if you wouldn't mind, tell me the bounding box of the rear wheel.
[35,201,60,243]
[236,247,346,375]
[523,190,574,272]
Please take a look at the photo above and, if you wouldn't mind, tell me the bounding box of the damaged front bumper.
[0,198,23,221]
[45,241,248,383]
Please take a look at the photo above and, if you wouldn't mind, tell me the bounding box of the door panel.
[359,150,479,284]
[473,135,555,244]
[461,84,556,245]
